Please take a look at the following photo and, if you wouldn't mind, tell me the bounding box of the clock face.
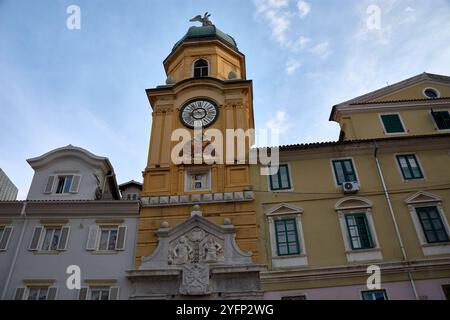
[179,99,219,128]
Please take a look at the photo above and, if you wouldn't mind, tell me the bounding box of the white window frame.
[423,87,441,99]
[184,168,211,192]
[405,191,450,256]
[429,109,450,132]
[0,225,13,251]
[22,286,57,300]
[267,163,294,193]
[394,153,426,182]
[81,286,119,300]
[192,58,210,78]
[378,112,407,136]
[330,157,361,188]
[360,289,388,301]
[28,225,70,252]
[45,174,81,195]
[335,197,383,262]
[266,203,307,268]
[86,225,127,252]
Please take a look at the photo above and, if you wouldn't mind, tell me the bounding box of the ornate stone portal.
[127,206,263,299]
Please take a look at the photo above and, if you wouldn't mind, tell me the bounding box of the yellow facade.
[136,28,260,266]
[258,73,450,299]
[137,23,450,299]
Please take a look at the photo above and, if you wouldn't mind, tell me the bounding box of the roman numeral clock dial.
[179,99,219,128]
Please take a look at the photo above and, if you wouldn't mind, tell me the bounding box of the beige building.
[256,73,450,300]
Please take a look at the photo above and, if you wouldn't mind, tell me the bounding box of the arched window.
[193,59,209,78]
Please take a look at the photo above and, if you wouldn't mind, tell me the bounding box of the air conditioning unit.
[343,181,360,194]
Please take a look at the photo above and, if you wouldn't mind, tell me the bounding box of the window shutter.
[57,227,70,251]
[14,287,26,300]
[70,175,81,193]
[78,287,88,300]
[29,226,43,250]
[47,287,58,300]
[0,226,13,251]
[115,226,127,251]
[44,175,56,194]
[109,287,120,300]
[86,225,99,251]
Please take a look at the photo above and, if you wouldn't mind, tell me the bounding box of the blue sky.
[1,0,450,199]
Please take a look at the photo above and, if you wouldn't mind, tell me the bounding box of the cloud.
[297,0,311,17]
[285,60,302,75]
[310,41,331,59]
[254,0,293,46]
[264,110,294,134]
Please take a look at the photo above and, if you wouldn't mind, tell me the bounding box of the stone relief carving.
[168,228,224,265]
[168,236,193,265]
[179,264,210,295]
[137,206,256,297]
[202,235,223,263]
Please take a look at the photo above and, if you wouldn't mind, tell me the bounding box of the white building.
[0,146,139,300]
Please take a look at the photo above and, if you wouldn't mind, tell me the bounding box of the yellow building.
[257,73,450,300]
[132,17,450,300]
[128,19,264,299]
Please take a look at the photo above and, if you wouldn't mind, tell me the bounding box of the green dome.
[172,26,238,51]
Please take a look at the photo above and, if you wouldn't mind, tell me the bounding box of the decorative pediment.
[265,203,303,217]
[140,207,252,270]
[405,191,442,205]
[335,197,373,211]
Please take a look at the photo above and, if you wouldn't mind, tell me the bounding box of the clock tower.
[134,15,263,290]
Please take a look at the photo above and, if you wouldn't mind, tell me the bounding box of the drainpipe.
[1,201,28,300]
[373,142,419,300]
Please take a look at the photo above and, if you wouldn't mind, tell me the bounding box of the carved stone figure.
[189,12,213,27]
[169,236,192,265]
[203,236,223,262]
[180,264,210,295]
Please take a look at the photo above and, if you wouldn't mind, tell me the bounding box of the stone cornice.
[0,200,140,217]
[260,257,450,284]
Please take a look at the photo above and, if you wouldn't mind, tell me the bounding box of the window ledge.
[32,250,62,255]
[90,250,120,255]
[270,189,294,193]
[272,255,308,268]
[421,242,450,256]
[346,248,382,262]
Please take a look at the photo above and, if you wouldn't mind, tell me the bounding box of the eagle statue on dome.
[189,12,213,26]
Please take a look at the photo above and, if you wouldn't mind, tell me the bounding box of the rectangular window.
[432,110,450,130]
[27,287,49,300]
[41,227,62,251]
[98,227,118,251]
[55,175,73,194]
[274,219,300,256]
[396,155,424,180]
[0,226,13,251]
[185,169,211,192]
[29,226,70,251]
[362,290,388,300]
[345,213,374,250]
[269,164,292,191]
[381,114,405,133]
[416,206,449,243]
[332,159,357,186]
[90,288,110,300]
